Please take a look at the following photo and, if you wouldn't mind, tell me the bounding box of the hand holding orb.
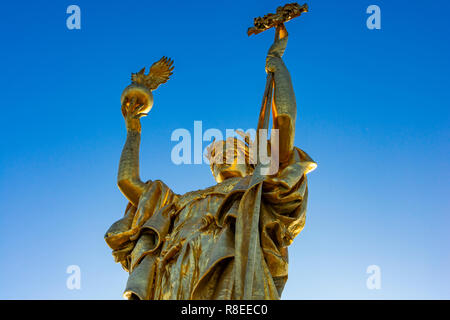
[121,56,174,123]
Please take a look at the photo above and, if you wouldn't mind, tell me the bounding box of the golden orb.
[120,83,154,115]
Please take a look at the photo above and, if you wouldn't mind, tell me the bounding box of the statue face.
[210,145,254,183]
[207,138,255,183]
[212,160,251,183]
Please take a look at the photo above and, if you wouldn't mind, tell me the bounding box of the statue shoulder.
[293,147,317,174]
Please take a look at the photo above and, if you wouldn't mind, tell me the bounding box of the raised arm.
[117,98,147,207]
[266,24,296,164]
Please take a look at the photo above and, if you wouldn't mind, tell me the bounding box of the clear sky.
[0,0,449,299]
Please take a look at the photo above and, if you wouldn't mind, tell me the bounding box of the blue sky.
[0,0,449,299]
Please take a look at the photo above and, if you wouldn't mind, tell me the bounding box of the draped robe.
[105,147,316,300]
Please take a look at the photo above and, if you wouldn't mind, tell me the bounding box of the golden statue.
[105,3,316,300]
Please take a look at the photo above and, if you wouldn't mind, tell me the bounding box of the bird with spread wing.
[120,56,174,120]
[131,56,174,91]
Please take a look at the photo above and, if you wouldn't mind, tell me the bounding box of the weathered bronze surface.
[105,2,316,300]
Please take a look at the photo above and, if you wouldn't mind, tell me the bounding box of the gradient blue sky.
[0,0,449,299]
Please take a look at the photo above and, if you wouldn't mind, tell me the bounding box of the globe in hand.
[120,83,154,116]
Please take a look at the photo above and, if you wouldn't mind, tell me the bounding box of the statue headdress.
[206,130,256,167]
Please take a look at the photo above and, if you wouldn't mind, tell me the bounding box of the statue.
[105,2,316,300]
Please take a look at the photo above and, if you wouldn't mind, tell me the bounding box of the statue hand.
[266,34,288,74]
[121,97,148,133]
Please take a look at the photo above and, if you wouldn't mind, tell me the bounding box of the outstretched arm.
[117,98,147,206]
[266,24,296,164]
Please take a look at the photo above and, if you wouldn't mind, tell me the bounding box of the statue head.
[206,132,256,183]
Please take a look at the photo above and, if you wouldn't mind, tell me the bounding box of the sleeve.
[259,147,317,282]
[104,179,177,271]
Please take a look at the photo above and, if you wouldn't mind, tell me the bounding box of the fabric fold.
[105,147,316,299]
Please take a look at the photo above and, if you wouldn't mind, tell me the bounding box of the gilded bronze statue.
[105,2,316,300]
